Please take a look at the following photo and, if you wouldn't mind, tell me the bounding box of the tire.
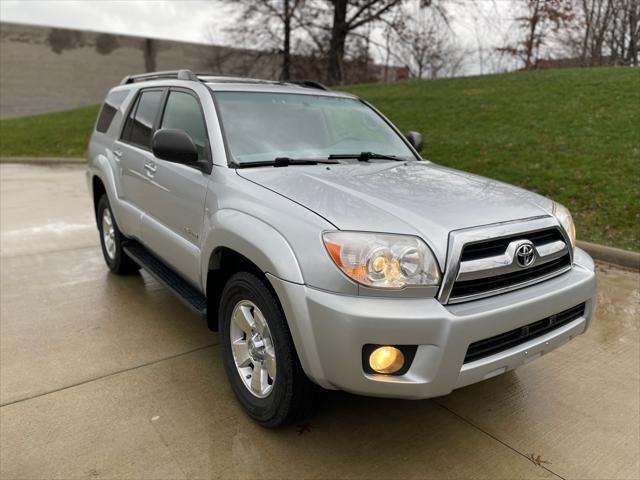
[219,272,316,427]
[97,194,140,275]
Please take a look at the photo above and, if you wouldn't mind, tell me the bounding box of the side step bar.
[123,241,207,318]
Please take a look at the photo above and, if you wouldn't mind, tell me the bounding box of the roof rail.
[288,80,330,91]
[120,69,199,85]
[118,70,332,92]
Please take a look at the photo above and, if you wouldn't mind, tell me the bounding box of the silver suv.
[87,69,597,427]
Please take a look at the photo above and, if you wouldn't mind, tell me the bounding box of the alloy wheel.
[101,208,116,260]
[229,300,277,398]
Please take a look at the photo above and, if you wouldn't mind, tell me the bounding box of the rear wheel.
[97,195,140,274]
[219,272,315,427]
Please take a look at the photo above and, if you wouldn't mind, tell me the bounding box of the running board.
[123,241,207,318]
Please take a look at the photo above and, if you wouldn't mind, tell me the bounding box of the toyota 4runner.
[87,69,597,427]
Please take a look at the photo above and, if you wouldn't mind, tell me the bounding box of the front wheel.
[219,272,315,427]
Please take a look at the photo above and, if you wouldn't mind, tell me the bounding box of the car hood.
[237,161,554,266]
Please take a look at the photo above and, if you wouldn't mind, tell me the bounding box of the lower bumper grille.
[463,303,586,364]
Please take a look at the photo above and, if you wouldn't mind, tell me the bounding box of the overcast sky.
[0,0,515,75]
[0,1,232,44]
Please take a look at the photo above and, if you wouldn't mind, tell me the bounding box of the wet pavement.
[1,163,638,479]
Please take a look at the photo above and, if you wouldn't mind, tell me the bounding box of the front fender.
[201,208,304,289]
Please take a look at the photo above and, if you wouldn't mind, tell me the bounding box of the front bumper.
[268,248,597,399]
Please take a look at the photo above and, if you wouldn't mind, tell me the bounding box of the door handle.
[144,161,157,174]
[113,149,123,161]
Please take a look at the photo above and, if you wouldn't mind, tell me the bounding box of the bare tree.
[583,0,615,64]
[611,0,640,65]
[219,0,454,83]
[384,2,463,79]
[498,0,575,69]
[302,0,455,84]
[563,0,639,65]
[223,0,307,80]
[309,0,405,84]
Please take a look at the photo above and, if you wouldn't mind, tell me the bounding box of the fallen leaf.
[527,453,552,467]
[296,423,313,435]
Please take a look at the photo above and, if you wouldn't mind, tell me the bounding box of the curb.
[0,156,86,164]
[578,240,639,271]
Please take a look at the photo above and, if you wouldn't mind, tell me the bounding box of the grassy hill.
[0,67,638,250]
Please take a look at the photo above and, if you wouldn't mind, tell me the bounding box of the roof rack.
[120,69,199,85]
[119,69,332,92]
[288,80,330,91]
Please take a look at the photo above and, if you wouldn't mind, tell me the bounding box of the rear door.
[137,88,211,287]
[113,88,165,238]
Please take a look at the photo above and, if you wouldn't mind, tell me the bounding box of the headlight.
[553,202,576,249]
[322,231,440,289]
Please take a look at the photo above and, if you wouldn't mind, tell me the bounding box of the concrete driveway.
[1,163,638,480]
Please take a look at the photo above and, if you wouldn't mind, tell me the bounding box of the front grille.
[450,254,570,298]
[464,303,585,364]
[461,228,565,262]
[449,227,571,302]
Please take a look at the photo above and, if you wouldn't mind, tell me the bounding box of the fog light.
[369,346,405,374]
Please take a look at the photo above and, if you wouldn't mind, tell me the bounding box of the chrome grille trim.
[457,239,568,282]
[438,216,573,304]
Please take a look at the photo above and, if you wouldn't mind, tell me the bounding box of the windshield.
[213,92,416,165]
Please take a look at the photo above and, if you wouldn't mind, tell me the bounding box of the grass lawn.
[0,104,99,158]
[0,67,637,250]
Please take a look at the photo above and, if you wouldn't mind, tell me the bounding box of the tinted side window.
[122,90,163,149]
[96,90,128,133]
[161,91,208,160]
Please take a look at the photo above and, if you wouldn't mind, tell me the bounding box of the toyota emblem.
[515,242,536,267]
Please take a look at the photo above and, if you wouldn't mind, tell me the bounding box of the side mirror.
[405,131,423,153]
[152,128,198,165]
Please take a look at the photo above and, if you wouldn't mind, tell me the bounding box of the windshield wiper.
[234,157,340,169]
[328,152,405,162]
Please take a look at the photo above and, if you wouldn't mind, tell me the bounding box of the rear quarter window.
[95,90,129,133]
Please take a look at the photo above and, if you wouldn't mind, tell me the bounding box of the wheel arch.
[202,210,304,331]
[206,247,268,331]
[91,175,107,224]
[88,154,135,237]
[201,210,304,289]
